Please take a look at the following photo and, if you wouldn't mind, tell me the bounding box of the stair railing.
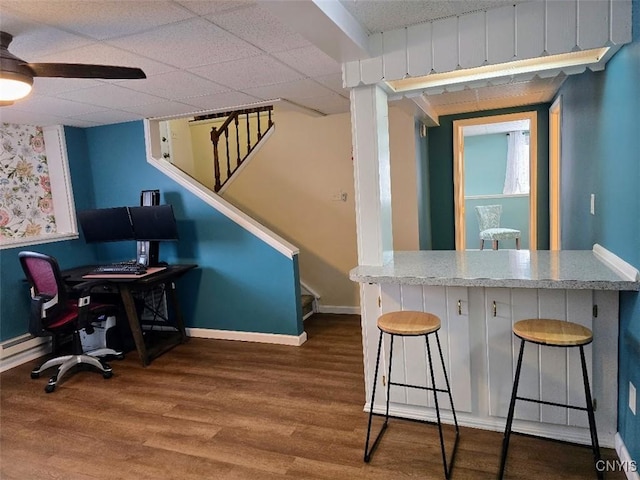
[209,105,274,192]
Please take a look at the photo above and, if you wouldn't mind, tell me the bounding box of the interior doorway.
[453,111,538,251]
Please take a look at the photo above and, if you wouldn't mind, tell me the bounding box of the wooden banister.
[210,106,274,192]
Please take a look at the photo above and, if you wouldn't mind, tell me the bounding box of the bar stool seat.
[498,319,602,479]
[364,311,459,479]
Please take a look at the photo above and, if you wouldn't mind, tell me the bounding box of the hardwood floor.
[0,314,623,479]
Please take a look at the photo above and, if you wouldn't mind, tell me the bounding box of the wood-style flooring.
[0,314,623,479]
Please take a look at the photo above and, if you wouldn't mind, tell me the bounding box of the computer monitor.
[77,207,135,243]
[129,205,179,241]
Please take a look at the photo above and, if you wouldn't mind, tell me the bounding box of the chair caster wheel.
[103,371,113,379]
[31,371,40,379]
[45,384,56,393]
[115,353,125,360]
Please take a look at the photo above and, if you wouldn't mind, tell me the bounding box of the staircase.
[301,294,315,319]
[194,105,274,193]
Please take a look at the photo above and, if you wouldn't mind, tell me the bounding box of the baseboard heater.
[0,334,51,373]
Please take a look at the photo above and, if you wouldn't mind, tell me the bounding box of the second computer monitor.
[129,205,179,241]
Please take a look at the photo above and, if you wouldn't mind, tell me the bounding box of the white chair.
[475,205,521,250]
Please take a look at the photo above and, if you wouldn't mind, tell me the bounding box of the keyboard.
[90,263,147,275]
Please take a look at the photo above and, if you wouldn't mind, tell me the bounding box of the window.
[0,124,78,249]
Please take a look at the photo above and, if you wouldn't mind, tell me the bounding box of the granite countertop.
[349,250,640,290]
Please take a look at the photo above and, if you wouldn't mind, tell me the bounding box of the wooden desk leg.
[119,284,150,367]
[167,281,188,343]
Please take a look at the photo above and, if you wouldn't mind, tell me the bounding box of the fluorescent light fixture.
[0,74,33,101]
[387,47,609,93]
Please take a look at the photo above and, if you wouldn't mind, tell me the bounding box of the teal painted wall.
[422,105,550,250]
[0,121,303,341]
[464,133,507,195]
[558,0,640,462]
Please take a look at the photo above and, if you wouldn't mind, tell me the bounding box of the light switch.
[590,194,595,215]
[630,381,636,415]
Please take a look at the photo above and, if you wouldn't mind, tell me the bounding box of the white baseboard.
[366,402,616,449]
[0,335,51,373]
[615,433,640,480]
[187,327,307,346]
[317,305,361,315]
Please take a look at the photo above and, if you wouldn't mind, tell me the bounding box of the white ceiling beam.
[390,95,440,127]
[261,0,371,63]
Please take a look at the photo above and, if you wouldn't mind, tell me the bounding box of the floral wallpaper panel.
[0,123,56,239]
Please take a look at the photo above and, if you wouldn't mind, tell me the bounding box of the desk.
[64,264,197,366]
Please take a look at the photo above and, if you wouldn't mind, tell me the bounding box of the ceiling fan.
[0,31,146,106]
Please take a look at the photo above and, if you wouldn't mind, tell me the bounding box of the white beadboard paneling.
[577,0,610,50]
[538,289,568,425]
[511,288,540,422]
[546,0,578,54]
[446,286,472,412]
[362,283,383,410]
[432,16,459,73]
[406,22,432,77]
[487,4,516,64]
[423,286,449,408]
[566,289,593,428]
[458,11,486,68]
[382,28,407,80]
[381,284,405,405]
[486,288,514,418]
[402,285,429,408]
[610,0,633,44]
[515,1,545,59]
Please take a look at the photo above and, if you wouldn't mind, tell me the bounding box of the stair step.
[301,294,314,317]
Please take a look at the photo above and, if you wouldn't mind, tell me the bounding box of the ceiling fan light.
[0,73,33,101]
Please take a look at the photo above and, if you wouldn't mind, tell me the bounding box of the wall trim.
[317,305,361,315]
[593,244,640,281]
[368,402,615,449]
[187,327,307,346]
[0,335,50,373]
[615,433,640,480]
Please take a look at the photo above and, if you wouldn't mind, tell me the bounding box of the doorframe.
[549,97,562,251]
[453,111,538,250]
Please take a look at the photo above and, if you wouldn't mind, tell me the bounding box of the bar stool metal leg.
[435,331,460,476]
[426,332,459,479]
[580,346,603,480]
[364,330,384,462]
[498,338,526,480]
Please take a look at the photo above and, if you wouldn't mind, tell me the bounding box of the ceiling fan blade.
[27,63,146,79]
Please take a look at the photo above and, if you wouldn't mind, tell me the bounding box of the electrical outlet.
[590,194,596,215]
[630,381,636,415]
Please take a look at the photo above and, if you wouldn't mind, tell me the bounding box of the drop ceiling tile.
[313,73,348,95]
[298,94,351,115]
[189,55,304,90]
[29,77,104,96]
[0,108,70,128]
[56,84,164,108]
[176,0,256,16]
[106,18,262,69]
[36,44,177,77]
[273,46,342,77]
[3,94,109,117]
[1,1,197,40]
[209,4,311,53]
[180,91,263,112]
[125,71,229,100]
[69,109,143,126]
[119,101,200,119]
[243,79,336,102]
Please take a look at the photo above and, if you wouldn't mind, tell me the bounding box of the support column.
[350,84,393,405]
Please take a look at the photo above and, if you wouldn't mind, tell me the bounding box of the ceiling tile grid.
[0,0,577,127]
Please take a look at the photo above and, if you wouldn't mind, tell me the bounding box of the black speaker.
[137,190,160,266]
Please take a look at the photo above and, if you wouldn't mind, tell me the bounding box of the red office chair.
[19,251,118,393]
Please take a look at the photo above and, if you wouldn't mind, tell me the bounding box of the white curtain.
[503,131,530,195]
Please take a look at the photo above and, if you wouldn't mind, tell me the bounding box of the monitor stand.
[137,240,159,267]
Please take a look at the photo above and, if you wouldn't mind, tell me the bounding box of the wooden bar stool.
[364,311,459,479]
[498,319,602,479]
